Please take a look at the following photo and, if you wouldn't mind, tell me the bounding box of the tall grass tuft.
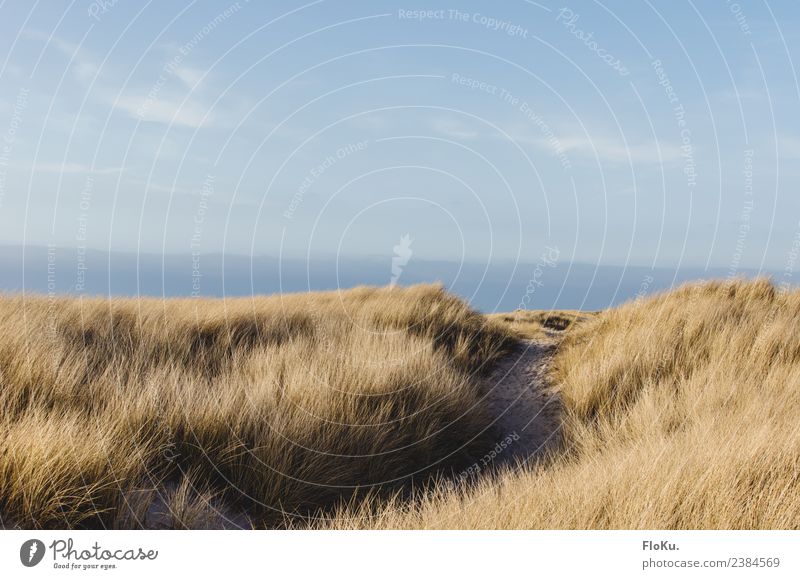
[0,284,515,528]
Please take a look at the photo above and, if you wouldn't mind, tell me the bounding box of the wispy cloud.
[173,67,206,89]
[428,115,685,163]
[515,132,684,164]
[561,136,683,163]
[127,179,196,195]
[431,118,480,140]
[113,94,211,128]
[29,162,124,175]
[716,87,767,102]
[23,30,214,129]
[24,30,80,57]
[23,30,98,83]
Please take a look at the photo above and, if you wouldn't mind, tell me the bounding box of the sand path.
[483,339,562,467]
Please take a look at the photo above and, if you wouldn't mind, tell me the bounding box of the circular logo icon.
[20,539,46,567]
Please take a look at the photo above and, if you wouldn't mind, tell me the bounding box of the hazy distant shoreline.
[0,244,784,312]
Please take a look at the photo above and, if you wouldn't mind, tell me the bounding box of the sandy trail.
[484,339,562,467]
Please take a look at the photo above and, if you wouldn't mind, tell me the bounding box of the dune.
[0,284,515,528]
[2,278,798,530]
[321,279,800,529]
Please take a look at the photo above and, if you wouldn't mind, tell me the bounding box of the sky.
[1,0,800,305]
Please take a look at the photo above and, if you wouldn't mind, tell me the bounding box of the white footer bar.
[1,530,797,578]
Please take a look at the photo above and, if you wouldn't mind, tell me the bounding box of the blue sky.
[1,0,799,279]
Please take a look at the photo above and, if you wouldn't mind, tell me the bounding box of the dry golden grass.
[0,284,515,529]
[4,278,799,529]
[322,278,800,529]
[487,309,595,340]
